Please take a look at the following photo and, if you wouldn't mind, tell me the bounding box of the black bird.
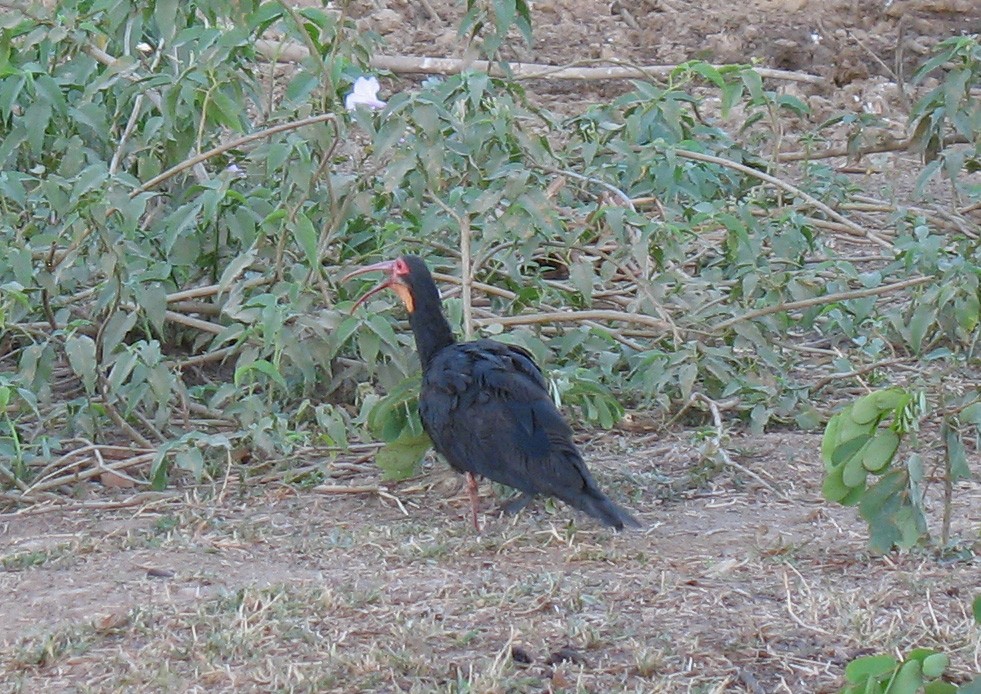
[343,255,640,531]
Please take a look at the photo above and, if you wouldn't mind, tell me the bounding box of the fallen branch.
[475,309,672,333]
[778,136,911,162]
[167,276,273,303]
[163,309,224,334]
[0,491,182,516]
[378,55,828,84]
[21,452,156,496]
[714,276,932,332]
[253,40,827,85]
[812,357,913,391]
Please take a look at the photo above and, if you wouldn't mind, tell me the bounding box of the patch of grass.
[1,543,76,571]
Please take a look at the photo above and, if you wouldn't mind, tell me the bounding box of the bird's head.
[342,255,432,314]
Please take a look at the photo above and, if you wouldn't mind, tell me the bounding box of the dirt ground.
[1,431,979,692]
[2,0,980,692]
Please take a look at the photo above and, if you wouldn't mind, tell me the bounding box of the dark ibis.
[343,255,640,531]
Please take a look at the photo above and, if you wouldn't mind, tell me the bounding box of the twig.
[312,484,387,494]
[475,309,672,333]
[778,137,910,162]
[434,272,648,351]
[22,453,156,495]
[0,491,181,517]
[811,358,912,391]
[782,569,832,635]
[0,460,29,492]
[847,28,899,83]
[171,345,241,369]
[166,276,273,303]
[713,276,931,332]
[671,148,892,249]
[163,310,224,334]
[692,393,786,498]
[132,113,338,196]
[537,165,636,213]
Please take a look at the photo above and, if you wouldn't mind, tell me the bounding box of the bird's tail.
[574,489,641,531]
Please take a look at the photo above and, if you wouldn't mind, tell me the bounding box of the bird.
[342,255,641,531]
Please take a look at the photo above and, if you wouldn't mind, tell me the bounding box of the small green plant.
[821,388,929,552]
[840,649,955,694]
[823,386,979,554]
[907,35,981,198]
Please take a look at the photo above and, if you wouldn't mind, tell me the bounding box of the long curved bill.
[341,259,399,314]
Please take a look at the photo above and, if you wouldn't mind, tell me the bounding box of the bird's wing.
[419,340,590,497]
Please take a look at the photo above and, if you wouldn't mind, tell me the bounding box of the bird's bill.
[341,260,414,314]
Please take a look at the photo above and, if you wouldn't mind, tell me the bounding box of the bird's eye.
[394,258,409,275]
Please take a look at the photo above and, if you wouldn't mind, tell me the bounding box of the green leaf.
[945,426,971,482]
[175,447,204,479]
[150,449,171,491]
[843,450,869,487]
[292,211,320,269]
[208,89,244,131]
[920,653,949,679]
[831,433,871,467]
[155,0,180,42]
[837,415,873,447]
[107,349,139,392]
[64,334,97,393]
[822,413,842,467]
[845,654,898,684]
[973,594,981,624]
[886,658,922,694]
[870,388,910,413]
[218,247,257,294]
[862,429,900,472]
[234,359,287,389]
[851,395,882,425]
[375,431,431,481]
[922,682,956,694]
[284,70,319,107]
[822,463,851,503]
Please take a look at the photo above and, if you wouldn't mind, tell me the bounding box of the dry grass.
[1,431,978,693]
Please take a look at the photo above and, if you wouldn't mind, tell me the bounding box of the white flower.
[345,76,386,111]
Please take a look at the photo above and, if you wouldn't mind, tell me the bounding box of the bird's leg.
[466,472,481,532]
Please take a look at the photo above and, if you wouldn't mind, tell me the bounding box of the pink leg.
[466,472,481,532]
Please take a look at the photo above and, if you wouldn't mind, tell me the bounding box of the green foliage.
[460,0,533,61]
[822,388,930,552]
[908,36,981,197]
[840,649,956,694]
[364,374,430,480]
[823,385,980,554]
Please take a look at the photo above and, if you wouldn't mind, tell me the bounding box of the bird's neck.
[408,284,456,368]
